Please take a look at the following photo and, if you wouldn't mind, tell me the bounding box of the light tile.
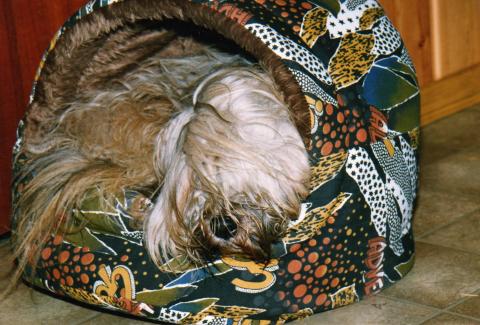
[420,209,480,255]
[79,313,153,324]
[420,150,480,201]
[413,191,480,238]
[381,242,480,308]
[421,313,480,325]
[0,282,99,325]
[420,104,480,166]
[449,294,480,320]
[300,295,436,325]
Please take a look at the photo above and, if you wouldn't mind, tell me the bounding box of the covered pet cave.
[11,0,420,323]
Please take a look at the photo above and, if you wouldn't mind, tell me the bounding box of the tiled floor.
[1,105,479,324]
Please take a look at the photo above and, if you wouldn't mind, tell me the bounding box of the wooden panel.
[430,0,480,80]
[380,0,433,87]
[421,64,480,125]
[0,0,87,234]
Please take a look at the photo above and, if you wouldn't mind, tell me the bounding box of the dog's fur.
[13,32,310,272]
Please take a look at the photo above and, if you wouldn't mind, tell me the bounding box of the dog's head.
[145,67,310,266]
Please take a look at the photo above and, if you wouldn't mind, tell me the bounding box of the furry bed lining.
[25,0,310,148]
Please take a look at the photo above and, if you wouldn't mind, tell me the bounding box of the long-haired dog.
[12,33,310,273]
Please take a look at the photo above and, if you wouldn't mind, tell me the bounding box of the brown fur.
[10,0,311,294]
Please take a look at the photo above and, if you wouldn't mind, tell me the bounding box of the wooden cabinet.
[0,0,86,235]
[382,0,480,124]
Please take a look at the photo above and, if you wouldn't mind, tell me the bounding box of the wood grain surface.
[381,0,434,87]
[430,0,480,80]
[0,0,87,234]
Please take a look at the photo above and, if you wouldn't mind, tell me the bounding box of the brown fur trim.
[26,0,310,146]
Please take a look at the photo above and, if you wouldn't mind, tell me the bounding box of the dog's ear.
[144,155,201,266]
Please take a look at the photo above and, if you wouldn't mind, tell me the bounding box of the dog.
[13,34,310,271]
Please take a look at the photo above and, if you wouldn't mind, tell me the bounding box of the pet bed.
[11,0,420,323]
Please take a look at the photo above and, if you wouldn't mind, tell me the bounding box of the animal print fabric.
[11,0,419,323]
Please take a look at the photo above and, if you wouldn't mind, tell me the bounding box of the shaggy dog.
[13,32,310,270]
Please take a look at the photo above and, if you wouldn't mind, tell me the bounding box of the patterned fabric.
[12,0,420,323]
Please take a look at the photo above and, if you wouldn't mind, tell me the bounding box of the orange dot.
[120,255,129,262]
[321,142,333,155]
[53,235,63,246]
[281,11,289,17]
[338,267,345,273]
[322,123,331,135]
[330,130,337,138]
[313,287,319,294]
[332,260,338,267]
[308,239,317,247]
[325,258,332,264]
[303,294,313,304]
[315,293,327,306]
[331,277,340,287]
[304,265,312,272]
[326,104,334,115]
[275,0,287,5]
[293,284,307,298]
[322,238,331,245]
[337,112,345,123]
[306,277,314,284]
[74,265,81,273]
[52,268,61,280]
[335,140,341,148]
[322,279,329,285]
[327,216,335,224]
[301,2,313,10]
[315,265,327,278]
[345,133,351,147]
[297,250,305,258]
[41,247,52,260]
[58,250,70,264]
[66,276,74,286]
[276,291,286,301]
[308,252,319,263]
[80,273,89,284]
[73,247,81,253]
[337,95,345,107]
[349,265,355,271]
[60,278,65,285]
[288,260,302,273]
[356,129,367,142]
[336,244,343,250]
[290,243,301,253]
[81,253,94,265]
[63,265,69,273]
[81,247,90,252]
[255,0,266,4]
[89,264,96,272]
[294,273,301,281]
[73,255,80,262]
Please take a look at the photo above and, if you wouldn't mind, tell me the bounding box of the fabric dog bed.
[11,0,420,323]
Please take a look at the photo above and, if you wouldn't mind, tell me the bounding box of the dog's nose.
[210,215,237,240]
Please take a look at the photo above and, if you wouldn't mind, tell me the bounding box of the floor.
[1,105,479,325]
